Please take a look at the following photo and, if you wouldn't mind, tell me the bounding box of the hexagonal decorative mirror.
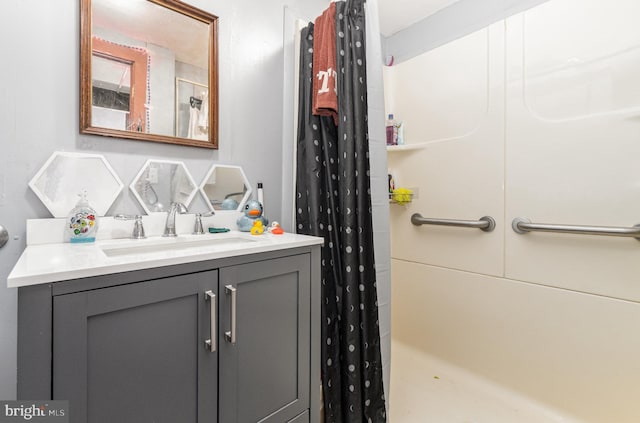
[29,151,124,217]
[130,159,198,214]
[199,165,252,212]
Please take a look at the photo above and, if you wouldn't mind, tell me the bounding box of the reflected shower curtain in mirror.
[296,0,386,421]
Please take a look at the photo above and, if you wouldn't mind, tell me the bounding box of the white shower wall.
[385,0,640,422]
[365,0,393,401]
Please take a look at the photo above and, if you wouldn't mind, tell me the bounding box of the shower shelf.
[386,143,426,152]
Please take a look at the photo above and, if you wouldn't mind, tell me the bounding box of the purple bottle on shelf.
[386,114,397,145]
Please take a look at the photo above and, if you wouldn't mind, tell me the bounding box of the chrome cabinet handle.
[411,213,496,232]
[512,217,640,241]
[225,285,237,344]
[205,290,216,352]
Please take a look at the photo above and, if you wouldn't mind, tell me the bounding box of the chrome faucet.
[163,202,188,237]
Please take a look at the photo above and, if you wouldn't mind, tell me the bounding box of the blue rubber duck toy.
[236,200,268,232]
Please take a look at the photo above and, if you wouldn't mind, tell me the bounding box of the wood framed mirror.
[80,0,218,149]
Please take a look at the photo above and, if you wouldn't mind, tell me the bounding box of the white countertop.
[8,231,324,288]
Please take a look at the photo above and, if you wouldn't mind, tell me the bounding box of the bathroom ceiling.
[377,0,460,36]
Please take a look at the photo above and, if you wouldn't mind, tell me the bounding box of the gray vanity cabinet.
[53,270,219,423]
[218,255,310,423]
[18,246,320,423]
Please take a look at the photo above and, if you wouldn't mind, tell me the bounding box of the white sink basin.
[100,235,256,257]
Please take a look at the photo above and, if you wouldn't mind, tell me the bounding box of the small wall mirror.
[28,152,124,217]
[81,0,218,148]
[131,160,198,214]
[199,165,252,212]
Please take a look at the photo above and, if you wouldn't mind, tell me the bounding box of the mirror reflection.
[176,78,209,140]
[199,165,252,212]
[81,0,218,148]
[131,160,198,214]
[28,152,124,218]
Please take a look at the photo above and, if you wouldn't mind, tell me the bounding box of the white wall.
[385,0,640,421]
[392,261,640,423]
[0,0,330,399]
[382,0,549,64]
[146,43,176,136]
[364,0,392,403]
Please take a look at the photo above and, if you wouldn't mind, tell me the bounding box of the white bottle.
[396,121,404,145]
[257,182,264,209]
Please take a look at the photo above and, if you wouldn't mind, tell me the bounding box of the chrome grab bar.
[411,213,496,232]
[512,217,640,241]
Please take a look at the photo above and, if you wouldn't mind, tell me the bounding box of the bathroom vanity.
[10,232,322,423]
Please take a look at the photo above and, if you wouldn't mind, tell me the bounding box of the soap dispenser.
[66,190,99,243]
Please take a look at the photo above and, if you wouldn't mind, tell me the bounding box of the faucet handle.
[171,202,189,214]
[193,212,215,235]
[115,214,146,239]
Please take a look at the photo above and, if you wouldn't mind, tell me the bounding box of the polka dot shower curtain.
[296,0,387,421]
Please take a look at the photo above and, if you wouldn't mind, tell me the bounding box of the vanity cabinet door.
[53,270,218,423]
[219,255,311,423]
